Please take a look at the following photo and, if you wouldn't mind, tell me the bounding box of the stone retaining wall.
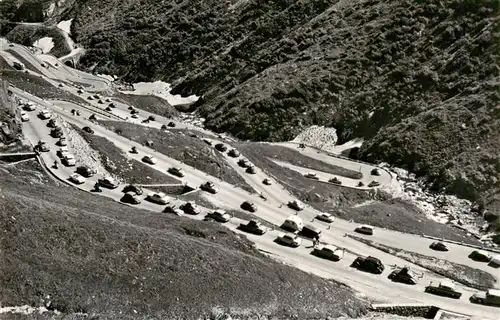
[371,304,439,319]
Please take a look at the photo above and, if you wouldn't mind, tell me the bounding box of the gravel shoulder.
[0,161,367,319]
[98,121,255,193]
[349,235,496,290]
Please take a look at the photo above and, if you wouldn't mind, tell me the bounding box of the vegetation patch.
[115,92,179,118]
[5,24,71,57]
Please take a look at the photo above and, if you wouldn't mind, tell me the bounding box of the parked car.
[206,210,231,223]
[276,233,301,248]
[121,192,141,204]
[299,224,322,239]
[304,172,319,180]
[262,178,272,185]
[131,114,139,119]
[430,242,449,252]
[240,201,257,212]
[147,115,155,121]
[239,220,267,235]
[202,138,212,145]
[351,256,385,274]
[57,137,67,146]
[368,180,381,187]
[77,89,84,94]
[47,119,57,128]
[237,158,249,168]
[180,202,201,215]
[20,111,29,122]
[109,103,116,108]
[167,121,176,127]
[98,177,119,189]
[312,245,344,261]
[130,109,139,115]
[200,181,219,194]
[142,155,157,165]
[215,143,228,152]
[355,225,374,235]
[57,146,69,157]
[168,167,185,177]
[105,98,111,103]
[388,267,419,285]
[227,149,240,157]
[328,177,342,185]
[51,127,63,138]
[38,110,51,119]
[122,184,143,195]
[371,168,381,176]
[288,200,305,211]
[281,216,303,232]
[469,250,492,262]
[76,165,97,177]
[163,205,184,216]
[246,166,256,174]
[146,192,169,205]
[316,213,335,223]
[37,140,50,152]
[82,126,94,134]
[69,173,85,184]
[87,96,94,100]
[23,103,36,111]
[105,107,112,112]
[98,99,104,104]
[93,95,100,99]
[425,280,462,299]
[62,153,76,166]
[470,289,500,307]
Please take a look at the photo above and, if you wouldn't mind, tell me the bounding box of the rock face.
[0,81,22,146]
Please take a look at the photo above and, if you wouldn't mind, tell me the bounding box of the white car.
[206,210,232,223]
[142,155,157,165]
[316,213,335,223]
[63,153,76,166]
[312,245,345,261]
[24,103,36,111]
[277,233,302,247]
[147,192,169,205]
[304,172,319,180]
[20,112,29,122]
[69,173,85,184]
[38,110,51,120]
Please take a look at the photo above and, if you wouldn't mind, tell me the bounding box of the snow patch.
[291,125,338,152]
[97,74,115,82]
[121,81,199,106]
[332,138,364,154]
[33,37,54,54]
[57,19,73,35]
[0,305,50,315]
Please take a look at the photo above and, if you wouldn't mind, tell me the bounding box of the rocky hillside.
[0,81,23,150]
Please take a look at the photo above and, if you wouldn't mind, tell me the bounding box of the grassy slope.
[98,120,255,193]
[0,160,367,319]
[115,92,179,118]
[70,0,499,213]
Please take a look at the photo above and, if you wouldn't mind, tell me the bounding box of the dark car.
[237,159,249,168]
[105,107,112,112]
[76,166,97,177]
[167,121,176,127]
[430,242,448,252]
[109,103,116,108]
[371,168,381,176]
[227,149,240,157]
[131,109,139,115]
[246,166,256,174]
[180,202,201,215]
[51,127,63,138]
[238,220,267,235]
[147,115,156,121]
[388,267,418,285]
[122,184,144,195]
[351,256,385,274]
[299,224,322,239]
[328,177,342,185]
[121,192,141,204]
[215,143,228,152]
[241,201,257,212]
[82,126,94,134]
[47,119,57,128]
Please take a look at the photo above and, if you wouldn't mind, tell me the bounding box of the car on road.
[51,127,63,138]
[57,146,69,157]
[23,103,36,111]
[388,267,419,285]
[98,99,104,104]
[304,172,319,180]
[262,178,272,185]
[288,200,305,211]
[58,83,64,87]
[121,192,141,204]
[328,177,342,185]
[105,98,111,103]
[130,109,139,115]
[62,153,76,166]
[93,95,101,99]
[168,167,185,177]
[202,138,212,145]
[98,177,119,189]
[227,149,240,157]
[299,224,322,239]
[109,103,116,108]
[215,143,228,152]
[146,192,169,205]
[200,181,219,194]
[48,119,58,128]
[237,158,249,168]
[240,201,257,212]
[163,205,184,216]
[69,173,85,184]
[239,220,267,235]
[77,89,84,94]
[131,114,139,119]
[205,210,231,223]
[76,165,97,177]
[142,155,157,165]
[37,140,50,152]
[276,233,301,248]
[281,215,303,232]
[87,96,94,100]
[147,115,156,121]
[469,250,492,262]
[312,245,344,261]
[355,225,374,235]
[57,137,67,146]
[122,184,143,195]
[371,168,381,176]
[20,111,29,122]
[13,61,24,70]
[105,107,112,112]
[180,202,201,215]
[82,126,94,134]
[351,256,385,274]
[429,241,448,252]
[470,289,500,307]
[368,180,381,187]
[167,121,176,127]
[245,165,256,174]
[316,213,335,223]
[38,110,51,120]
[425,280,462,299]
